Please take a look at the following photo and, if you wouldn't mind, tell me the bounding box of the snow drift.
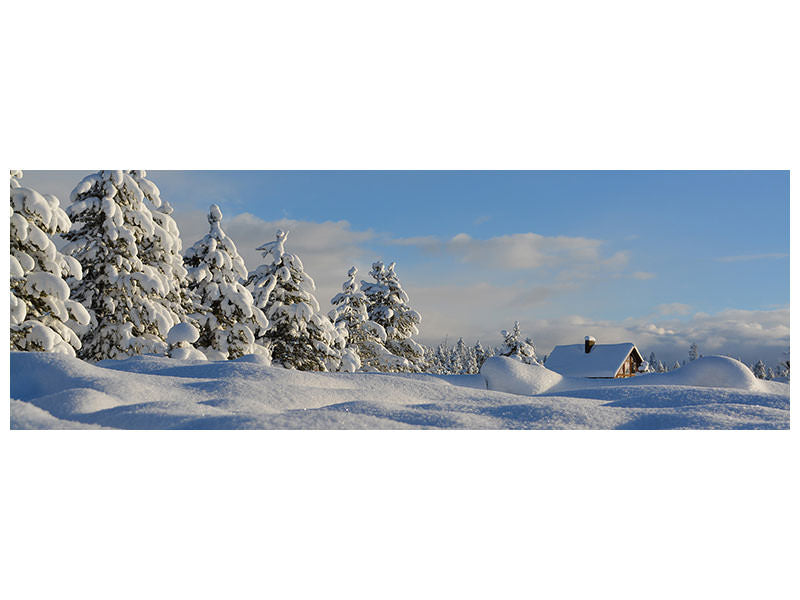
[635,355,761,390]
[481,356,563,395]
[481,355,769,395]
[9,352,788,430]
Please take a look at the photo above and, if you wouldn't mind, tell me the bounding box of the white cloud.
[405,272,788,365]
[390,231,629,273]
[524,307,789,366]
[715,253,788,262]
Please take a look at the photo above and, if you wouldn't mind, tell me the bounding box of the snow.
[167,322,200,345]
[10,352,788,430]
[546,342,639,378]
[482,356,563,395]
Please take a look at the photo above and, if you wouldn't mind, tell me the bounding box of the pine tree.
[184,204,268,360]
[673,361,681,371]
[648,352,658,373]
[689,343,699,361]
[498,321,539,364]
[474,340,487,372]
[362,261,424,371]
[130,171,198,322]
[427,341,450,374]
[248,229,343,371]
[10,171,90,355]
[63,170,187,360]
[328,266,408,372]
[752,360,767,379]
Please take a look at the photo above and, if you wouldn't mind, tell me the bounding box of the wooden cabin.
[545,336,645,379]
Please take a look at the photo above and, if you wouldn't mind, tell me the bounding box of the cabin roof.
[545,343,643,378]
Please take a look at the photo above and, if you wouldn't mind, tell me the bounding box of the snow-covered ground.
[10,353,789,429]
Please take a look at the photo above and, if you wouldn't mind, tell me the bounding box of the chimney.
[585,336,596,354]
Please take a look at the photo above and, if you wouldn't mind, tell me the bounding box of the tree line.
[10,170,537,373]
[11,169,786,379]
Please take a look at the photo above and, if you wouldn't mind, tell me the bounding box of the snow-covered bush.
[329,266,408,372]
[247,229,343,371]
[166,322,206,360]
[361,261,424,372]
[63,170,192,360]
[498,321,539,365]
[183,204,269,360]
[10,171,90,355]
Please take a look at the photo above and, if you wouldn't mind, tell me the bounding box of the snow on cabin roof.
[546,343,641,378]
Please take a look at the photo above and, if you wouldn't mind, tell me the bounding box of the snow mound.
[642,356,760,390]
[481,356,563,395]
[169,346,208,361]
[233,353,273,366]
[10,399,107,430]
[9,352,788,430]
[167,322,199,345]
[28,388,124,418]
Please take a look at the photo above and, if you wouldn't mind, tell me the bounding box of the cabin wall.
[614,354,640,378]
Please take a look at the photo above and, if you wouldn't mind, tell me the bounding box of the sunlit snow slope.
[9,353,789,429]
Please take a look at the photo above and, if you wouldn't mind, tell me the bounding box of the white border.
[3,2,797,599]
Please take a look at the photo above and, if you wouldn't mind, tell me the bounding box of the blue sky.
[21,170,790,365]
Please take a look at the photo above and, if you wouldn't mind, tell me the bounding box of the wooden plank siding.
[615,351,643,378]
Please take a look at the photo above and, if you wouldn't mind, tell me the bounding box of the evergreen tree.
[779,359,790,379]
[10,171,90,355]
[449,337,467,374]
[130,171,198,322]
[184,204,268,360]
[248,229,343,371]
[429,341,450,374]
[498,321,539,364]
[689,343,699,361]
[328,266,407,372]
[752,360,767,379]
[362,261,424,371]
[474,340,487,372]
[63,170,187,360]
[673,361,681,371]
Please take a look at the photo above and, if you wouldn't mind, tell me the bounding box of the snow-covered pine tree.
[474,340,487,372]
[184,204,268,360]
[62,170,190,360]
[247,229,343,371]
[10,171,90,355]
[689,343,699,361]
[328,266,408,372]
[451,337,472,374]
[426,341,449,374]
[130,171,199,322]
[362,261,424,372]
[752,360,767,379]
[673,361,681,371]
[498,321,539,364]
[779,359,789,379]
